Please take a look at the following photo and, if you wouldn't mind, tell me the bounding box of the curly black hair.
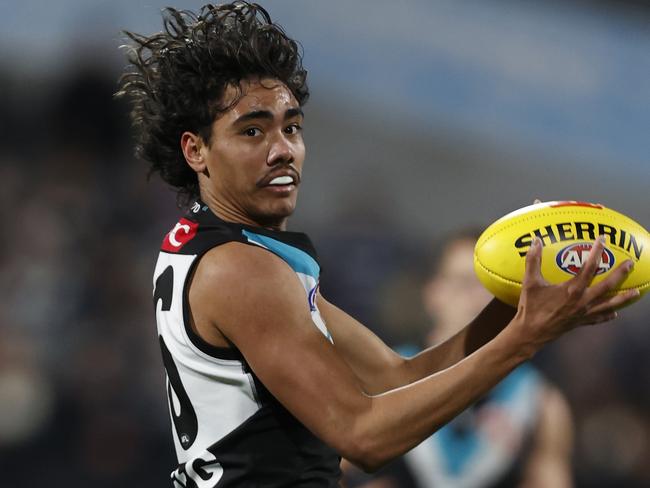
[116,2,309,205]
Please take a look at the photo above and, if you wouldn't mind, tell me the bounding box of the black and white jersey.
[153,200,341,487]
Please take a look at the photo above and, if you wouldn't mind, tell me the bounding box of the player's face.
[200,77,305,229]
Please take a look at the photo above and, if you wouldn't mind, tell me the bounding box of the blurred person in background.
[344,230,574,488]
[117,2,641,486]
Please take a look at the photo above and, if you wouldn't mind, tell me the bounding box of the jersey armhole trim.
[181,251,245,362]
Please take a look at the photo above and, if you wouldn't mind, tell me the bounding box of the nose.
[266,132,294,166]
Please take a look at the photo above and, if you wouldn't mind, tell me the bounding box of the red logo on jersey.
[161,218,199,252]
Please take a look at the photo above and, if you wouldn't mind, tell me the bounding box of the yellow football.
[474,201,650,307]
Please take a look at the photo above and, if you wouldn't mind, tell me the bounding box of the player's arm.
[315,296,409,395]
[520,385,574,488]
[192,242,524,470]
[318,295,516,394]
[191,238,635,472]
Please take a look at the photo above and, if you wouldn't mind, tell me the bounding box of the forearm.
[351,323,534,471]
[404,298,516,382]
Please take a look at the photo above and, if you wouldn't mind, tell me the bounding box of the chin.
[252,204,296,228]
[247,191,298,226]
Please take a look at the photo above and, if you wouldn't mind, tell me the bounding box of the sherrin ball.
[474,201,650,307]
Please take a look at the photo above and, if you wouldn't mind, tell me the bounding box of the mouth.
[257,169,301,193]
[268,175,295,186]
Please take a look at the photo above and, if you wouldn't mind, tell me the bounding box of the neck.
[198,190,288,231]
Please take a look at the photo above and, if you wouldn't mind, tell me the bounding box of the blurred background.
[0,0,648,486]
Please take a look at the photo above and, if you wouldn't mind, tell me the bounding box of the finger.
[587,288,641,315]
[585,259,634,302]
[523,237,544,286]
[574,236,605,288]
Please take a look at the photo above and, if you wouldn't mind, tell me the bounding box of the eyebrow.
[233,107,304,125]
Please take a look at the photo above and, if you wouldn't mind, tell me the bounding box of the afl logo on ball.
[556,242,615,276]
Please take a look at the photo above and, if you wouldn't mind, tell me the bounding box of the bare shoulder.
[192,240,307,305]
[189,241,313,344]
[194,240,292,285]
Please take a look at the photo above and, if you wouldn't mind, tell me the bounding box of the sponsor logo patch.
[162,218,199,252]
[308,283,319,312]
[556,242,614,276]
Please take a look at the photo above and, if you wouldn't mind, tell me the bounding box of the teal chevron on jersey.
[242,230,320,279]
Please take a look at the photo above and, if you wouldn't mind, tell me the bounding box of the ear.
[181,131,207,173]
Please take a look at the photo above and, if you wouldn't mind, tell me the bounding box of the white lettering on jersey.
[169,223,192,247]
[171,451,223,488]
[187,451,223,487]
[171,469,188,488]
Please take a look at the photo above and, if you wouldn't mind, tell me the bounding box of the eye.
[243,127,262,137]
[284,123,302,135]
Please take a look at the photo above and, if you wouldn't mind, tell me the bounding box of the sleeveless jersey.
[152,200,341,487]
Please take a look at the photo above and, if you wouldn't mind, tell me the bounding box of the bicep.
[317,295,409,394]
[191,244,371,452]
